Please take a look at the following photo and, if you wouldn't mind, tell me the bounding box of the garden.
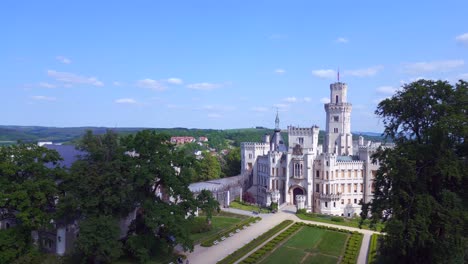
[239,223,363,264]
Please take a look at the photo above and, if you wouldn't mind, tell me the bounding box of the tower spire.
[275,108,280,131]
[337,67,340,82]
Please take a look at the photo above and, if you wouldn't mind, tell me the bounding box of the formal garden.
[296,209,383,231]
[236,222,362,264]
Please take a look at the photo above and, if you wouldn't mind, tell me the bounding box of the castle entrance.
[292,187,304,205]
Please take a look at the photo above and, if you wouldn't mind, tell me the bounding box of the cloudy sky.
[2,1,467,132]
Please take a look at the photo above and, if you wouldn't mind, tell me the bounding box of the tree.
[196,190,220,224]
[222,147,241,176]
[57,130,135,263]
[361,80,468,263]
[74,216,122,264]
[122,130,198,259]
[194,152,221,182]
[0,143,65,262]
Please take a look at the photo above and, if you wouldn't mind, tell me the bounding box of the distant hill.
[0,126,386,147]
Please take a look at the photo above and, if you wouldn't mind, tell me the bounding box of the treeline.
[0,130,220,263]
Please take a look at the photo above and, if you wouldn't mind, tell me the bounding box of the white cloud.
[283,97,297,103]
[455,33,468,45]
[56,56,71,64]
[187,82,222,90]
[320,97,330,104]
[31,95,56,101]
[303,97,311,102]
[115,98,137,104]
[137,78,166,91]
[312,69,336,79]
[47,70,103,86]
[273,103,289,109]
[459,73,468,80]
[344,65,384,77]
[39,82,56,88]
[376,86,397,95]
[336,37,349,43]
[275,69,286,75]
[403,60,464,74]
[207,113,222,118]
[113,81,123,86]
[167,78,183,85]
[251,106,268,112]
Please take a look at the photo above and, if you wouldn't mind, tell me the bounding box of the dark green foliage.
[222,147,241,176]
[74,216,122,263]
[197,190,220,223]
[331,216,344,222]
[296,209,307,214]
[0,144,65,261]
[361,80,468,264]
[193,152,222,181]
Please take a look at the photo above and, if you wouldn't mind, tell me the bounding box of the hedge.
[200,217,261,247]
[341,232,363,264]
[217,220,294,264]
[239,223,302,263]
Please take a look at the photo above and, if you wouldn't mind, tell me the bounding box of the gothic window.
[298,137,304,144]
[248,153,253,159]
[325,202,328,208]
[316,170,319,178]
[336,95,339,103]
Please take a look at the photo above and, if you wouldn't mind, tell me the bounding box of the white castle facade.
[241,81,386,217]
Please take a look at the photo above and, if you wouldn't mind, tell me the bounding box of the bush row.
[200,217,262,247]
[240,223,302,264]
[217,220,294,264]
[341,232,363,264]
[367,234,379,264]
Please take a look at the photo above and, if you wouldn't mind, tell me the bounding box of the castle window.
[333,202,336,207]
[298,137,304,144]
[316,170,319,178]
[325,202,328,208]
[316,184,320,193]
[334,128,338,133]
[333,116,339,122]
[341,199,344,204]
[354,199,357,204]
[248,153,253,159]
[336,95,339,103]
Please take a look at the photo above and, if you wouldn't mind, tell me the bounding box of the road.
[184,205,379,264]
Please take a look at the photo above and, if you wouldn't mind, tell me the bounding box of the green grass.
[218,220,294,264]
[296,213,383,231]
[367,234,380,264]
[230,201,270,213]
[190,216,244,243]
[260,226,348,264]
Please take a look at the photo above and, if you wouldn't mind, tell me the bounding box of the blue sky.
[2,1,467,132]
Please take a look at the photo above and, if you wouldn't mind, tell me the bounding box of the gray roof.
[44,144,85,168]
[189,175,244,193]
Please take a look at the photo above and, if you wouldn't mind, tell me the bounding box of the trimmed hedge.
[341,232,363,264]
[217,220,294,264]
[367,234,380,264]
[239,223,302,263]
[200,217,261,247]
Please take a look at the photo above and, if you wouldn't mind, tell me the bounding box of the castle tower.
[324,82,353,155]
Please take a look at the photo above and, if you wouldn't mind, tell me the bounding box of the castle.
[241,81,388,217]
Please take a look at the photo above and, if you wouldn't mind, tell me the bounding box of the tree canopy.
[361,80,468,263]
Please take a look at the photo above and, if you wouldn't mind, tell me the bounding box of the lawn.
[296,213,383,231]
[259,226,349,264]
[190,215,245,243]
[230,201,271,213]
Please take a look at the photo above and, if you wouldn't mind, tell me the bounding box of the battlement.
[288,125,319,135]
[241,142,269,149]
[336,160,364,165]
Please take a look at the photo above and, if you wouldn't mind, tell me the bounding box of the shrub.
[296,208,307,214]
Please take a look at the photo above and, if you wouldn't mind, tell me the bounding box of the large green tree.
[222,147,241,176]
[0,144,65,262]
[361,80,468,263]
[194,152,221,182]
[57,130,135,263]
[121,130,198,261]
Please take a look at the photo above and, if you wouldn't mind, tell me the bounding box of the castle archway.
[290,186,305,205]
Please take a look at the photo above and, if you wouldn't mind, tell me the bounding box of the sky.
[1,1,468,132]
